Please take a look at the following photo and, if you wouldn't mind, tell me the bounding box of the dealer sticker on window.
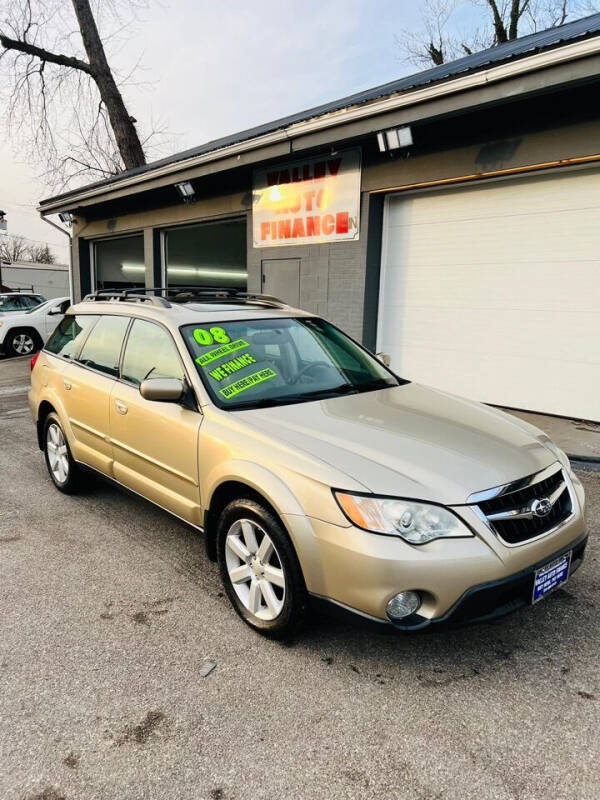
[532,552,571,604]
[218,367,277,399]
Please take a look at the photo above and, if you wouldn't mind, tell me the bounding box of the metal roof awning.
[38,13,600,215]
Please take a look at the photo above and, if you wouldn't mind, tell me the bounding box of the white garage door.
[377,168,600,421]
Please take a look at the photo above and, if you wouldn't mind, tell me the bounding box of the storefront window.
[94,235,145,290]
[165,219,247,289]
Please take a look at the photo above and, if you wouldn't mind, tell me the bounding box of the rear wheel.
[5,329,41,358]
[217,498,308,639]
[43,413,84,494]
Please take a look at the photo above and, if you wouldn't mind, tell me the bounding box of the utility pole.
[0,210,6,290]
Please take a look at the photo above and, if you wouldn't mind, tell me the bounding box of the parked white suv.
[0,296,70,357]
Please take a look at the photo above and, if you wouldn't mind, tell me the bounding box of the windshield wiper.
[233,384,359,410]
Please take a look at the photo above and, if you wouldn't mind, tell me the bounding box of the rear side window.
[76,315,130,377]
[45,315,98,359]
[0,296,25,311]
[121,319,184,386]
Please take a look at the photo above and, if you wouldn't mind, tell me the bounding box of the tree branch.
[0,33,92,74]
[485,0,509,43]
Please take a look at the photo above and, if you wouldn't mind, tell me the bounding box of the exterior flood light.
[377,126,413,153]
[58,212,73,225]
[174,181,196,203]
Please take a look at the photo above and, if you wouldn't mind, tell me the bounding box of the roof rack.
[82,288,172,308]
[83,286,288,309]
[163,286,288,308]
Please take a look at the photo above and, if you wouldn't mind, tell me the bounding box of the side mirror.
[47,307,63,315]
[376,352,391,367]
[139,377,184,402]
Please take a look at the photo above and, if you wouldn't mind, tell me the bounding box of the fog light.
[386,591,421,620]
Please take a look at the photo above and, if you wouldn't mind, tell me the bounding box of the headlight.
[334,492,473,545]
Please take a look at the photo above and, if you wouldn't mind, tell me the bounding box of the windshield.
[181,316,402,410]
[26,299,51,313]
[0,294,44,312]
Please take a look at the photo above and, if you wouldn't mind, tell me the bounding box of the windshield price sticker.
[195,338,249,367]
[209,353,257,382]
[193,326,231,346]
[219,368,277,399]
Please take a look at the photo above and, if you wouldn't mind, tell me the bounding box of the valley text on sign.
[253,148,361,247]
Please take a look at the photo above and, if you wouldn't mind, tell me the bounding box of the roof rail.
[81,286,289,309]
[82,288,172,308]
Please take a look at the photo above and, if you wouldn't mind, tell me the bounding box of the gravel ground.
[1,356,599,800]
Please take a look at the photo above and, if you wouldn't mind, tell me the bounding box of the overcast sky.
[0,0,474,262]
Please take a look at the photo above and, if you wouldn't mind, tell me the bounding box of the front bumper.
[389,531,587,630]
[284,470,587,628]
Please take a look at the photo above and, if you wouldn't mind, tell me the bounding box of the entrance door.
[261,259,300,306]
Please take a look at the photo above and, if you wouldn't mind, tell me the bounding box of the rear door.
[110,318,202,526]
[57,314,129,474]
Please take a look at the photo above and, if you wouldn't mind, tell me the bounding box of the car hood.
[238,383,557,505]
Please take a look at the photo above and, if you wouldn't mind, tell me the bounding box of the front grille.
[476,467,572,545]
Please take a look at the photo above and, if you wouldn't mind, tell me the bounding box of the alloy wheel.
[13,333,35,355]
[225,518,286,620]
[47,423,69,484]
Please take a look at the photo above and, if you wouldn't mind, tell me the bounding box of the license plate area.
[532,551,571,604]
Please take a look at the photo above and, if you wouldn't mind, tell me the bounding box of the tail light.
[30,352,40,371]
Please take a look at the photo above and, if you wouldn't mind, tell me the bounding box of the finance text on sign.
[252,149,361,248]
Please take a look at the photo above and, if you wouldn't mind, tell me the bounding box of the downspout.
[40,214,73,303]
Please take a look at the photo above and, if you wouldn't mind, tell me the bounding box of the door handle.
[115,400,128,415]
[63,379,72,390]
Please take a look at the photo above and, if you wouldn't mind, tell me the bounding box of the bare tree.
[0,235,29,263]
[398,0,600,67]
[27,242,56,264]
[0,0,165,190]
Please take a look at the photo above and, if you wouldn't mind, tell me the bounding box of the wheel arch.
[5,326,43,352]
[202,462,306,563]
[34,390,72,451]
[37,400,57,450]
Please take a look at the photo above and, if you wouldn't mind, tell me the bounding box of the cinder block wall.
[246,192,370,342]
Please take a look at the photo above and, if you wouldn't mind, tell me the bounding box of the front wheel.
[217,498,308,639]
[5,329,40,357]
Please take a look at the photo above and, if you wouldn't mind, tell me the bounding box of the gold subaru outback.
[29,288,587,637]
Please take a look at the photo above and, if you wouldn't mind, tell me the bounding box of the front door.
[42,299,70,339]
[261,259,300,306]
[109,318,202,526]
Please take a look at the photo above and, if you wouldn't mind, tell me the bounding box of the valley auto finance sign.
[253,148,361,247]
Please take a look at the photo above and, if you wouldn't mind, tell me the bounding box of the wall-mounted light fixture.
[58,212,73,225]
[174,181,196,203]
[377,126,413,153]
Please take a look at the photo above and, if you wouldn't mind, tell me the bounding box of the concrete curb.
[570,457,600,471]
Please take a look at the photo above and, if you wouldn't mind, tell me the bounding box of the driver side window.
[121,319,184,386]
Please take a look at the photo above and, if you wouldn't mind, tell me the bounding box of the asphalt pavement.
[1,356,599,800]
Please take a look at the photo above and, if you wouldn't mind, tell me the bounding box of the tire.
[5,328,41,358]
[217,498,308,639]
[43,413,84,494]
